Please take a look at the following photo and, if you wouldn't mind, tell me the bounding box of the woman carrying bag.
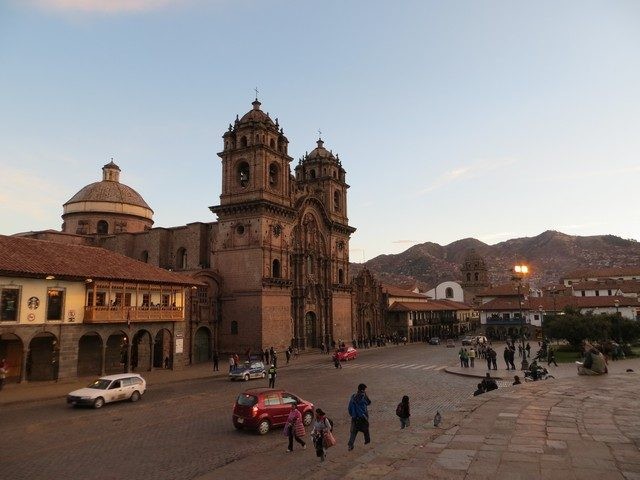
[310,408,334,461]
[284,403,306,452]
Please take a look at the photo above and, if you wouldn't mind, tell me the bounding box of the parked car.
[333,346,358,361]
[229,360,266,381]
[232,388,314,435]
[428,337,440,345]
[446,339,455,348]
[461,336,473,346]
[67,373,146,409]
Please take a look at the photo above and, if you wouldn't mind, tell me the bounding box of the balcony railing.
[83,306,184,323]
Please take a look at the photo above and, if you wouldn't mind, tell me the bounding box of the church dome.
[62,161,153,235]
[64,161,151,210]
[306,139,335,161]
[238,99,275,126]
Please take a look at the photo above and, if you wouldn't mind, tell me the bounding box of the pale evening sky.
[1,0,639,261]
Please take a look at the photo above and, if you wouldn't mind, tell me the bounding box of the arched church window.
[270,138,275,149]
[177,247,187,269]
[466,273,471,282]
[445,287,454,298]
[141,251,149,263]
[309,169,316,180]
[97,220,109,235]
[272,259,281,278]
[231,320,238,335]
[338,268,344,284]
[240,136,247,148]
[269,163,279,188]
[334,191,341,212]
[238,162,250,188]
[474,273,479,281]
[333,171,337,179]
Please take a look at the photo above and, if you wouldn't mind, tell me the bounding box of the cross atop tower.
[317,128,322,139]
[254,87,259,100]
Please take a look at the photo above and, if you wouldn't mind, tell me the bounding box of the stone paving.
[3,348,640,479]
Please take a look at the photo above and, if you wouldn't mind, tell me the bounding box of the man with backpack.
[347,383,371,451]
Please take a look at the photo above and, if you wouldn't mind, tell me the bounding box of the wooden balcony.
[83,306,184,324]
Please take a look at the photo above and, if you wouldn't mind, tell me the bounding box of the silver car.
[229,360,266,381]
[67,373,146,409]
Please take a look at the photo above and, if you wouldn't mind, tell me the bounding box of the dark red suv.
[232,388,314,435]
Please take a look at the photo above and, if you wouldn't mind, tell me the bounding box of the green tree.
[543,308,613,350]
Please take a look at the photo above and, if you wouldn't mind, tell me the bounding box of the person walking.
[468,347,476,368]
[525,342,531,358]
[212,351,219,372]
[228,355,234,373]
[490,348,498,370]
[508,345,516,370]
[503,346,511,370]
[311,408,333,461]
[0,359,7,390]
[547,347,559,367]
[267,364,277,388]
[264,349,270,365]
[396,395,410,429]
[284,403,306,452]
[458,347,465,368]
[285,347,291,365]
[233,353,239,371]
[347,383,371,451]
[486,347,493,370]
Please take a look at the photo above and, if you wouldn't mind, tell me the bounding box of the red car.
[333,346,358,361]
[232,388,314,435]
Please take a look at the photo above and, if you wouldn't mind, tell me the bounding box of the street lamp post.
[538,305,544,343]
[614,299,621,343]
[513,264,529,370]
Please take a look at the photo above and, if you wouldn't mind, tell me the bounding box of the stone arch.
[77,332,103,377]
[304,311,318,348]
[176,247,187,269]
[27,332,59,381]
[193,326,212,364]
[132,329,152,372]
[105,330,128,374]
[445,287,454,299]
[0,333,23,383]
[154,329,172,369]
[272,258,281,278]
[97,220,109,235]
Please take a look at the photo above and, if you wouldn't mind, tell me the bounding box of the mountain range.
[352,230,640,291]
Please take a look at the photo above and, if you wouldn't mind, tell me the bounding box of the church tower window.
[237,162,250,188]
[309,169,316,180]
[474,273,479,281]
[269,163,279,188]
[334,191,341,212]
[240,136,247,148]
[338,268,344,284]
[445,287,454,298]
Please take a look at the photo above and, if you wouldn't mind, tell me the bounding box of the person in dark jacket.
[481,372,498,392]
[347,383,371,451]
[396,395,410,429]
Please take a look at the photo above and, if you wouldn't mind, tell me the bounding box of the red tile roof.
[389,300,470,312]
[563,267,640,279]
[478,295,638,311]
[476,283,526,297]
[570,279,640,294]
[0,235,199,286]
[381,283,428,299]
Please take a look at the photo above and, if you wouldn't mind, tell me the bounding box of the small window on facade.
[474,273,479,281]
[97,220,109,235]
[142,294,150,307]
[0,287,20,321]
[238,162,250,188]
[231,320,238,335]
[445,287,454,299]
[503,313,510,320]
[338,268,344,284]
[595,291,600,296]
[141,251,149,263]
[334,191,340,212]
[272,259,281,278]
[197,287,208,306]
[581,291,586,297]
[240,136,247,148]
[608,290,612,295]
[177,247,187,269]
[309,169,316,179]
[161,294,170,307]
[269,163,279,187]
[466,273,471,282]
[270,138,275,148]
[46,288,64,321]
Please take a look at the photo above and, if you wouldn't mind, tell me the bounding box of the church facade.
[39,99,359,361]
